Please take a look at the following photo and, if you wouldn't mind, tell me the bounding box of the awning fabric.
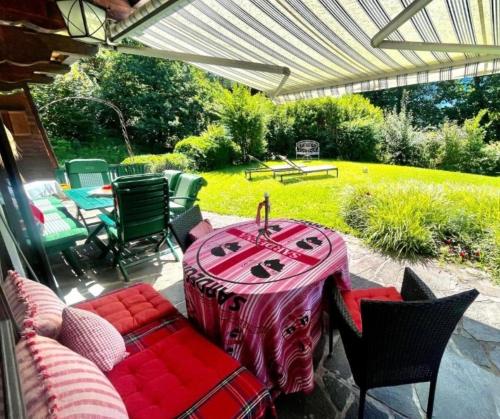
[110,0,500,102]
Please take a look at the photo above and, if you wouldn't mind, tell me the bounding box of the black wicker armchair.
[326,267,478,418]
[169,205,204,252]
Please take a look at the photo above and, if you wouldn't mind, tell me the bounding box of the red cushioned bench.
[75,283,275,419]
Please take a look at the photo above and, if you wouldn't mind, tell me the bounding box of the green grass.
[199,160,500,281]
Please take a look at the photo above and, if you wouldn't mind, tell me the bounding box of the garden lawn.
[199,159,500,233]
[199,160,500,281]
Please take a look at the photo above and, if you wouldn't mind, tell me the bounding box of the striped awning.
[109,0,500,102]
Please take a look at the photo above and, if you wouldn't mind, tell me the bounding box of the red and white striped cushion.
[16,334,128,419]
[4,271,65,338]
[59,307,127,372]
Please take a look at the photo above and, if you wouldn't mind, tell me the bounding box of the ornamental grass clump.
[341,182,499,281]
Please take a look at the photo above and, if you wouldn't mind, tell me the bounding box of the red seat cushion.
[341,287,403,331]
[74,284,177,335]
[107,325,274,419]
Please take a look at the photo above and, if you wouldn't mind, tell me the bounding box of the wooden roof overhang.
[0,0,135,90]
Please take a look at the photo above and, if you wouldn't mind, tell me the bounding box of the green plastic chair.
[65,159,110,189]
[99,174,179,281]
[32,196,88,276]
[163,170,182,194]
[170,174,207,218]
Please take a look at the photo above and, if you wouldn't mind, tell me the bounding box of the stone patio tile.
[415,350,500,418]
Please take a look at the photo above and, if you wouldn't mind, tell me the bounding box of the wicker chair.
[169,205,203,252]
[326,268,478,418]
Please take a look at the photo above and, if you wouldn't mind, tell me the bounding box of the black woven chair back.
[169,205,203,252]
[360,288,478,388]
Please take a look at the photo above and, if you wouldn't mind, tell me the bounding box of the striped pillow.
[4,271,65,338]
[59,307,127,372]
[16,334,128,419]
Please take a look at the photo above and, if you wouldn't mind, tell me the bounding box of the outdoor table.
[183,218,350,394]
[64,187,114,249]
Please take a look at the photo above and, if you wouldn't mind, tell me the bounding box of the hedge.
[174,124,240,170]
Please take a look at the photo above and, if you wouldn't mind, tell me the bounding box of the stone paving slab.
[51,209,499,418]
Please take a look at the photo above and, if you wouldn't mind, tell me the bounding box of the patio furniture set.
[30,159,207,280]
[2,183,479,418]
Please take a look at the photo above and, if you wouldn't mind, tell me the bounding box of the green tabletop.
[65,187,113,211]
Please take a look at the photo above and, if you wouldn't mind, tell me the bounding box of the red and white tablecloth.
[182,218,350,394]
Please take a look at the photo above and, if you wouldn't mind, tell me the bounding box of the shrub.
[122,152,192,172]
[174,124,240,170]
[480,142,500,175]
[341,182,500,281]
[336,119,380,161]
[216,85,272,159]
[378,94,423,166]
[266,95,382,161]
[51,136,129,164]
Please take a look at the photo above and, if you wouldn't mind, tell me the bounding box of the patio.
[0,1,499,418]
[49,205,500,419]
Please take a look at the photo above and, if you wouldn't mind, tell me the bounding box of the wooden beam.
[0,67,54,84]
[0,0,66,32]
[0,26,98,66]
[0,62,69,75]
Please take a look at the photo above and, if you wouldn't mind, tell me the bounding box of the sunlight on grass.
[199,160,500,233]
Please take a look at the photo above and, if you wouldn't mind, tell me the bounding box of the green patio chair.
[170,173,207,218]
[163,169,182,194]
[65,159,110,189]
[99,174,179,281]
[32,196,88,276]
[54,167,68,185]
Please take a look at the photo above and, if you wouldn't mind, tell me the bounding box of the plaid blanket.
[121,315,276,419]
[123,314,189,355]
[176,366,276,419]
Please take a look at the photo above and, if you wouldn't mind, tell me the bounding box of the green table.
[64,187,114,251]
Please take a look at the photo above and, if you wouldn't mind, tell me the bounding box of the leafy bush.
[216,85,272,159]
[267,95,382,161]
[51,137,129,164]
[341,182,500,281]
[174,124,240,170]
[122,152,192,172]
[436,111,499,175]
[336,119,380,161]
[378,94,424,166]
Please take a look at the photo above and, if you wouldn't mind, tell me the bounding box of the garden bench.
[296,140,320,159]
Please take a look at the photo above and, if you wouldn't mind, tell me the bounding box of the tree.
[31,42,225,155]
[216,85,272,160]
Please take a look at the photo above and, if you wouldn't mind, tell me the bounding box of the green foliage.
[341,182,500,280]
[378,93,424,166]
[436,111,499,175]
[31,66,104,142]
[267,95,382,161]
[50,137,128,164]
[216,85,272,159]
[122,152,192,172]
[362,75,500,143]
[32,45,225,155]
[174,124,241,170]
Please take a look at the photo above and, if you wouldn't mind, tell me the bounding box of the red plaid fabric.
[115,315,275,419]
[175,366,276,419]
[122,314,189,355]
